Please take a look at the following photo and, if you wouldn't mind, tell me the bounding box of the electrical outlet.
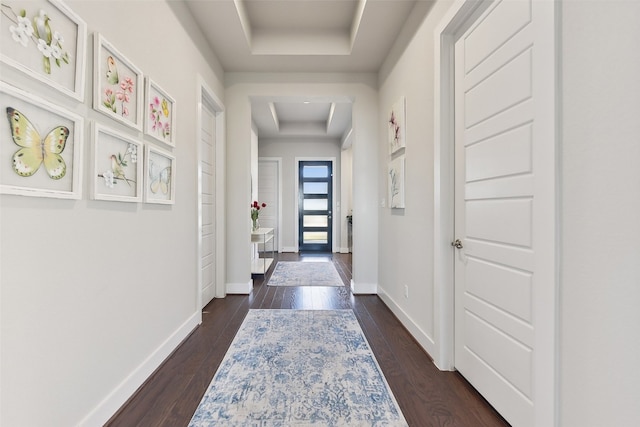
[404,284,409,299]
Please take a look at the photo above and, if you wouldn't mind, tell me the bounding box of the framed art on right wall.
[388,96,406,154]
[388,155,405,209]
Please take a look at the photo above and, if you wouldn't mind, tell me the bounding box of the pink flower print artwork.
[103,88,116,113]
[101,53,134,117]
[149,95,172,140]
[116,77,134,117]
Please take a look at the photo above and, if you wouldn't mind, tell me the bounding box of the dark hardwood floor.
[106,252,510,427]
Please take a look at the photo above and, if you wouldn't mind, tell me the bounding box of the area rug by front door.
[188,309,408,427]
[266,261,344,287]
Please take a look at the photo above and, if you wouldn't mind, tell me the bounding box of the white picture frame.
[388,96,406,154]
[144,78,176,147]
[91,123,143,203]
[0,0,88,101]
[0,82,83,199]
[389,155,406,209]
[144,144,175,204]
[93,33,143,131]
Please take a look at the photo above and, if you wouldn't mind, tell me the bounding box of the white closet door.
[453,1,556,426]
[258,159,279,252]
[200,105,216,308]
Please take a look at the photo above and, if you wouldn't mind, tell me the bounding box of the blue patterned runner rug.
[189,309,408,426]
[266,262,345,287]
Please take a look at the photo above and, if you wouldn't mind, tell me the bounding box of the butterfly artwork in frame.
[144,144,175,205]
[144,78,176,147]
[93,33,143,131]
[0,0,88,101]
[0,82,83,199]
[92,123,143,203]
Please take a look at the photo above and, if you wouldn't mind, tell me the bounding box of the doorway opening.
[197,76,225,307]
[434,1,558,425]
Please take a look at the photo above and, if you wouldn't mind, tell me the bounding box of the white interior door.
[453,1,556,426]
[258,159,280,252]
[200,102,216,308]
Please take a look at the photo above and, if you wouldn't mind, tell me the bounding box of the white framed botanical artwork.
[93,33,143,131]
[144,78,176,147]
[0,0,87,101]
[0,82,83,199]
[388,96,406,154]
[388,155,406,209]
[144,144,175,204]
[92,123,143,203]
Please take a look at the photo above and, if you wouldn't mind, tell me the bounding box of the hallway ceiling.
[184,0,433,142]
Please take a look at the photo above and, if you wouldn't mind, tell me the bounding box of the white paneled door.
[258,159,280,252]
[453,1,556,426]
[200,102,216,308]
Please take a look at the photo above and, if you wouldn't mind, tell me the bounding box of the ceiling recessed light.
[303,101,311,104]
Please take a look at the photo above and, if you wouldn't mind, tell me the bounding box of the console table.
[251,227,274,275]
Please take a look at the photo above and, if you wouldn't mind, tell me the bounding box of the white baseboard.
[78,311,200,427]
[338,247,351,254]
[226,280,253,294]
[377,287,437,363]
[350,279,377,294]
[281,246,297,253]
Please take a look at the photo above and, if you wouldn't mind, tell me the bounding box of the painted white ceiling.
[184,0,432,142]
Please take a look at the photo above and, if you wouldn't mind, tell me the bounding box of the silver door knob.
[451,239,463,249]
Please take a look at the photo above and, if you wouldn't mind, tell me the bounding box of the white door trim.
[433,1,558,425]
[433,0,488,372]
[196,75,226,312]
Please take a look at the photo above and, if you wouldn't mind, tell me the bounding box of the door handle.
[451,239,463,249]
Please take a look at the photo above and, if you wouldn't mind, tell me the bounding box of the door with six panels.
[453,1,557,426]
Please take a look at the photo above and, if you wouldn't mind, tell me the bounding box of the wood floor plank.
[105,253,509,427]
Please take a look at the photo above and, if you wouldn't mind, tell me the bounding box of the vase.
[252,217,259,232]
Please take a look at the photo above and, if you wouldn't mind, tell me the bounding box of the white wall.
[251,123,259,202]
[225,73,378,294]
[224,81,253,293]
[0,1,224,426]
[377,0,640,425]
[340,147,353,253]
[376,0,450,360]
[560,1,640,425]
[259,138,342,251]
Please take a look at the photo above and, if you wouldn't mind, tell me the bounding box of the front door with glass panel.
[298,161,332,252]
